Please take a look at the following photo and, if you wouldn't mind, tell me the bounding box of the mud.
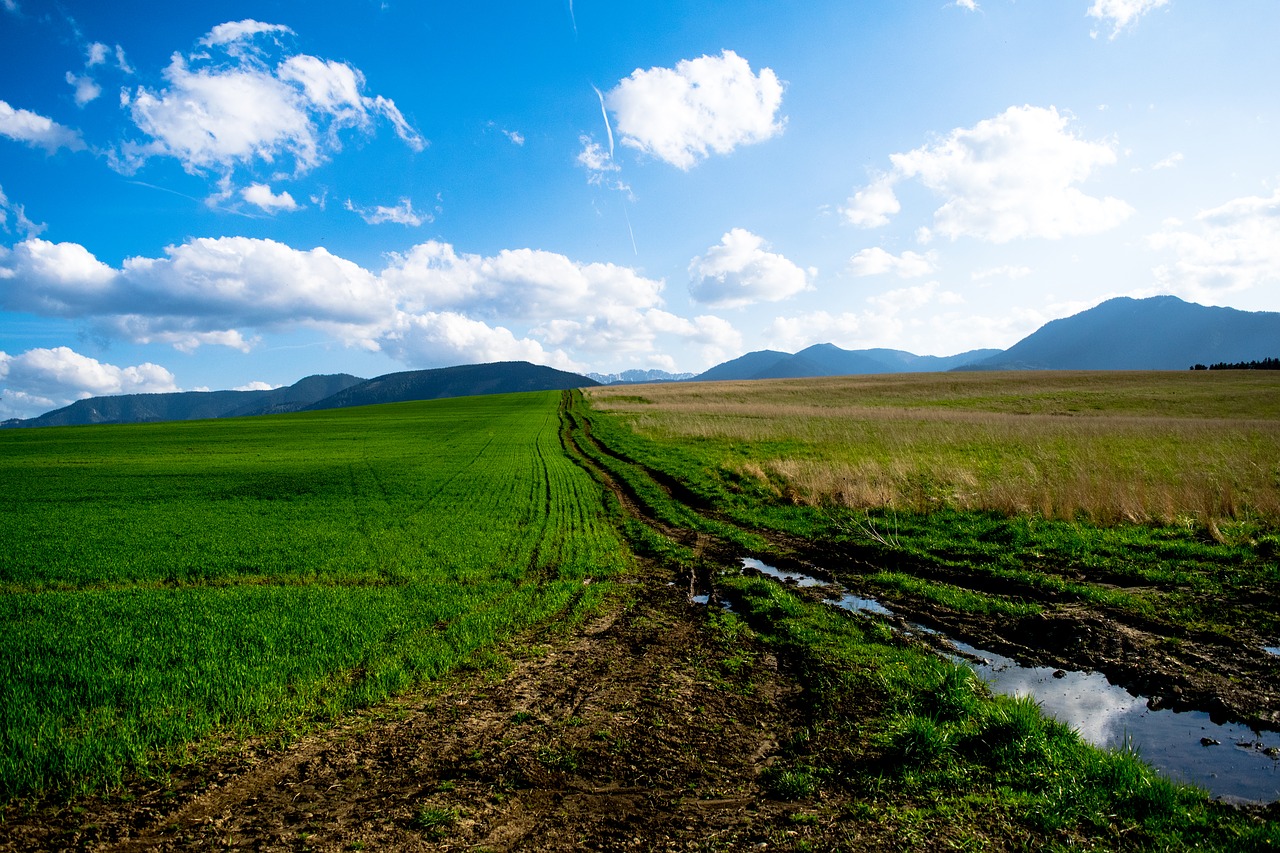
[0,570,914,852]
[773,545,1280,734]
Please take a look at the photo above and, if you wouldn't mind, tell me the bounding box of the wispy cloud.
[344,197,428,226]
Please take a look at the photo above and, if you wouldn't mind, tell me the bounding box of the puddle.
[952,641,1280,804]
[739,556,1280,803]
[829,593,892,617]
[742,557,827,587]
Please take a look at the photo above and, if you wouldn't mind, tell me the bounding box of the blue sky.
[1,0,1278,418]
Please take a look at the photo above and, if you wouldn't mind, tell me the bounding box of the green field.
[3,375,1278,848]
[0,392,626,800]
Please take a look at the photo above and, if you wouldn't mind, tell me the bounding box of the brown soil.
[0,567,914,852]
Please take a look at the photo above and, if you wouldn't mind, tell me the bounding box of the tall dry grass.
[587,372,1280,526]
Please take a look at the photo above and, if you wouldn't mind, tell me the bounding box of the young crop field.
[0,392,627,801]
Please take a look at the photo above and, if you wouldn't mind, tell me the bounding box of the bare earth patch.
[1,568,906,851]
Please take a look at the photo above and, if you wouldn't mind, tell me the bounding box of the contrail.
[568,0,577,36]
[621,198,637,255]
[592,84,614,160]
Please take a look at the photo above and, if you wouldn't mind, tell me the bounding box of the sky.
[1,0,1278,419]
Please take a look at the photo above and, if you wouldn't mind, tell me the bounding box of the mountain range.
[5,296,1277,427]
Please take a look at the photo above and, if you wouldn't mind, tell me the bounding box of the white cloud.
[955,0,979,10]
[766,283,1041,356]
[848,247,936,278]
[576,134,631,196]
[1148,187,1280,302]
[605,49,785,170]
[1087,0,1170,38]
[850,105,1132,243]
[65,72,102,107]
[200,20,294,49]
[382,241,664,319]
[0,346,178,420]
[503,129,525,146]
[1152,152,1183,170]
[242,182,299,212]
[1,235,726,371]
[0,185,39,237]
[0,100,86,153]
[345,197,428,226]
[688,229,811,308]
[0,237,387,349]
[842,174,901,228]
[577,135,617,174]
[86,42,110,66]
[2,0,18,14]
[122,22,423,176]
[381,311,576,370]
[234,380,279,391]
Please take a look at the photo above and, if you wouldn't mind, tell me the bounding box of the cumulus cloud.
[65,72,102,107]
[0,235,733,373]
[242,182,299,212]
[605,49,785,170]
[848,247,936,278]
[1088,0,1170,38]
[1148,186,1280,302]
[345,197,428,226]
[0,236,387,351]
[381,312,574,370]
[842,174,901,229]
[381,241,664,319]
[844,105,1131,243]
[121,20,423,176]
[0,100,86,153]
[688,229,811,308]
[0,346,178,420]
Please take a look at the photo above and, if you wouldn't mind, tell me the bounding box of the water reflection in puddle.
[742,557,827,587]
[738,556,1280,803]
[829,593,892,616]
[953,641,1280,804]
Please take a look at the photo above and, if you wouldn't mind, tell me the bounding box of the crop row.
[0,392,626,799]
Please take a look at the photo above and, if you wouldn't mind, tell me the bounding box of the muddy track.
[563,392,1280,733]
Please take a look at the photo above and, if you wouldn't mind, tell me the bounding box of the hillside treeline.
[1190,357,1280,371]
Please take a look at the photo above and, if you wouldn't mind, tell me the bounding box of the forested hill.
[3,363,599,428]
[4,374,364,429]
[302,362,600,411]
[961,296,1280,370]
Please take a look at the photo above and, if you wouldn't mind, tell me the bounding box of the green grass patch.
[0,392,628,801]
